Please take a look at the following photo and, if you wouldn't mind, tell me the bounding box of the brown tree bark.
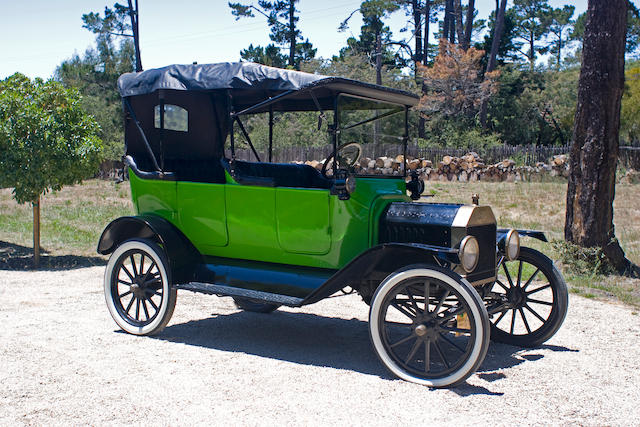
[413,0,426,139]
[454,0,465,47]
[423,0,430,64]
[127,0,142,72]
[463,0,475,51]
[33,196,40,268]
[565,0,640,277]
[288,0,296,68]
[443,0,455,43]
[413,0,423,66]
[479,0,507,127]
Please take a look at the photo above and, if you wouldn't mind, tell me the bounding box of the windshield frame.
[334,93,409,179]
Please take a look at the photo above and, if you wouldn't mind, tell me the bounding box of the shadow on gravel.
[154,309,578,390]
[0,240,106,271]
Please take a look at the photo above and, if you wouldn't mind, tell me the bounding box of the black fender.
[97,215,201,284]
[497,228,548,243]
[301,242,459,305]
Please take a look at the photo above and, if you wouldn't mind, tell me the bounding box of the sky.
[0,0,588,80]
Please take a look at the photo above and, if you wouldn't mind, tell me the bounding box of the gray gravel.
[1,266,639,426]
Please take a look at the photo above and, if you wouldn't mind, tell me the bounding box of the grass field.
[1,179,638,305]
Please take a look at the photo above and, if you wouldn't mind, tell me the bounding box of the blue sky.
[0,0,588,80]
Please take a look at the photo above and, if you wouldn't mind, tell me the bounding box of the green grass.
[1,178,639,307]
[0,180,133,259]
[425,180,640,307]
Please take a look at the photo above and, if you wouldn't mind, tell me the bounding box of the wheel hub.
[506,286,525,307]
[414,319,439,339]
[131,282,144,298]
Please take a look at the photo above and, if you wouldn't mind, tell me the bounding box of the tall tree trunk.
[413,0,423,68]
[557,34,562,68]
[463,0,475,50]
[288,0,296,68]
[443,0,454,42]
[479,0,507,127]
[529,32,535,71]
[415,0,426,139]
[448,0,456,43]
[454,0,465,46]
[565,0,639,277]
[423,0,430,64]
[375,33,382,143]
[127,0,142,72]
[33,196,40,268]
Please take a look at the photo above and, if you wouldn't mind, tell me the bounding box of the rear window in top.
[154,104,188,132]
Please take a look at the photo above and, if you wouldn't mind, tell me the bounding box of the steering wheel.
[321,142,363,178]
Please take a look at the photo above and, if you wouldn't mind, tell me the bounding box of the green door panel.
[129,171,177,223]
[225,184,278,255]
[275,188,330,254]
[177,182,228,248]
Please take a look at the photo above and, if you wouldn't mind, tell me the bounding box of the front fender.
[497,228,548,243]
[301,242,459,305]
[97,215,200,284]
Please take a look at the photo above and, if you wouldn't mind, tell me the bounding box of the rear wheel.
[369,266,490,388]
[488,247,568,347]
[104,239,177,335]
[232,297,279,313]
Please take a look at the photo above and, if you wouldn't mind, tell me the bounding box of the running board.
[175,282,305,307]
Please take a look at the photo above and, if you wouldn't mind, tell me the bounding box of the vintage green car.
[98,62,568,387]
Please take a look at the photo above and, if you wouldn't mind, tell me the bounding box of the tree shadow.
[150,307,578,393]
[0,240,106,271]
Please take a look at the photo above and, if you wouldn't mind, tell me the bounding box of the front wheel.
[369,266,490,388]
[104,239,177,335]
[488,247,568,347]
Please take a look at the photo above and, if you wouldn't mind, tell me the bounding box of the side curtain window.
[154,104,188,132]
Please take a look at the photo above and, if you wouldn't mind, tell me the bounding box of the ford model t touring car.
[98,62,568,387]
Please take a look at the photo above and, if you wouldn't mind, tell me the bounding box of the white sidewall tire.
[369,267,489,387]
[104,239,176,336]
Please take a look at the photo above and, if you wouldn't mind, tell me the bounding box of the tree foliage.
[55,43,134,161]
[0,73,102,204]
[621,64,640,143]
[338,0,401,69]
[229,0,316,69]
[511,0,552,70]
[82,2,141,71]
[418,40,499,118]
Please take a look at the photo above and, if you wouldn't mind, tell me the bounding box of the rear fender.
[301,243,459,305]
[97,215,200,284]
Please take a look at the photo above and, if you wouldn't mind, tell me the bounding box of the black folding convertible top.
[119,62,418,179]
[117,62,419,111]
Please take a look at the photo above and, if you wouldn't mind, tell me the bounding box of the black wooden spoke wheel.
[232,297,279,313]
[489,247,568,347]
[369,266,490,387]
[104,239,176,335]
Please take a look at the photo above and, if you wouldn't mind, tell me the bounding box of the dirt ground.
[1,266,639,426]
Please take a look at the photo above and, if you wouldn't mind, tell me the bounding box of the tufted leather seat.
[222,159,331,189]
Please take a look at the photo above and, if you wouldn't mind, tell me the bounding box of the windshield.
[337,94,406,177]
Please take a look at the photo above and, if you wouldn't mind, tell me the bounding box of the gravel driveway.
[1,266,639,425]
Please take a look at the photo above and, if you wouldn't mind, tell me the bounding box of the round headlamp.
[505,229,520,261]
[459,235,480,272]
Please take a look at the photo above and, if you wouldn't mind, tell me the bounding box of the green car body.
[129,170,409,270]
